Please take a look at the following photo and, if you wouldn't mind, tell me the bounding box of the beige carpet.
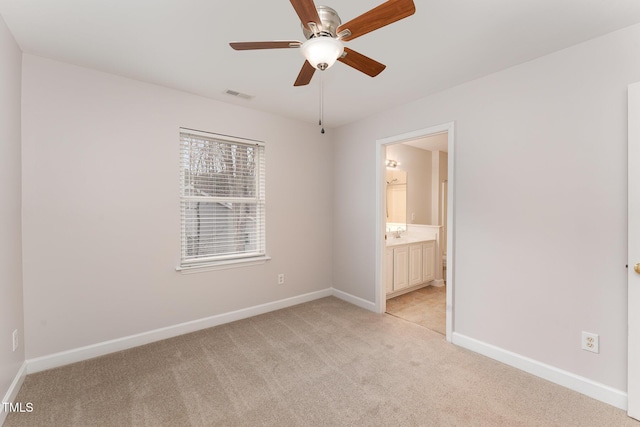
[5,297,637,426]
[386,285,446,334]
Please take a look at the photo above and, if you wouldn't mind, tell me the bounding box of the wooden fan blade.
[294,61,316,86]
[290,0,321,30]
[338,47,386,77]
[229,41,301,50]
[337,0,415,42]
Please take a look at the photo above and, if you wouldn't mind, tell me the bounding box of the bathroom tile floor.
[385,285,446,335]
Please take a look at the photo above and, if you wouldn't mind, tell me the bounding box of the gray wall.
[21,55,334,359]
[332,23,640,391]
[0,15,24,401]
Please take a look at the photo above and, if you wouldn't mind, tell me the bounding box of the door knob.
[635,263,640,274]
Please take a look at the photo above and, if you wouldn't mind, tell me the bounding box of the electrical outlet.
[277,273,285,285]
[581,331,599,353]
[12,329,18,352]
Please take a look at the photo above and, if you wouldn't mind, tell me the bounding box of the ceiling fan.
[229,0,416,86]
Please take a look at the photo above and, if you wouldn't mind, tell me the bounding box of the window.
[179,129,266,269]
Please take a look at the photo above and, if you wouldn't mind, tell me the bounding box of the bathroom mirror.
[386,170,407,229]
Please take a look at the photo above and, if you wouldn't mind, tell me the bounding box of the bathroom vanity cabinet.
[386,239,436,298]
[422,240,436,283]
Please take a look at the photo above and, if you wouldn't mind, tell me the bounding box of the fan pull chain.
[319,74,325,134]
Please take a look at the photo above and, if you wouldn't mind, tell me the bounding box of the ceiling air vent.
[224,89,254,100]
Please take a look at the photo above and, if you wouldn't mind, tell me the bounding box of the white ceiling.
[2,0,640,128]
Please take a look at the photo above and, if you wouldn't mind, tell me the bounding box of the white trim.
[445,126,455,342]
[332,288,377,312]
[16,290,627,414]
[176,255,271,274]
[431,279,445,287]
[179,127,264,146]
[452,332,628,410]
[375,122,455,342]
[385,281,431,299]
[1,361,28,425]
[628,81,640,420]
[375,137,386,315]
[26,288,332,374]
[16,289,629,414]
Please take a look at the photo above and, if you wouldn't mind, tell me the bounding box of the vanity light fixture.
[386,159,398,168]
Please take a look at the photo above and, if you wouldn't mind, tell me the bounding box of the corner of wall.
[0,13,26,412]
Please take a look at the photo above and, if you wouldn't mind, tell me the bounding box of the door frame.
[628,82,640,420]
[375,122,455,342]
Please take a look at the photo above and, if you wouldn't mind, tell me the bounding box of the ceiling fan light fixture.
[300,37,344,70]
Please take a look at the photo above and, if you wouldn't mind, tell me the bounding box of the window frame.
[177,128,269,273]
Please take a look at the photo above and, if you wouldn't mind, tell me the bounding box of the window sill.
[176,256,271,274]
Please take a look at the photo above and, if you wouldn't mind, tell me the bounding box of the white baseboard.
[431,279,445,287]
[331,288,377,312]
[1,361,27,426]
[16,296,626,417]
[27,288,334,374]
[452,332,628,410]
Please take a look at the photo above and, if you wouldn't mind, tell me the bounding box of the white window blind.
[179,129,265,268]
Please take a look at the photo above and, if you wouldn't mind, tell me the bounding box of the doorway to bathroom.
[386,285,447,334]
[375,123,454,341]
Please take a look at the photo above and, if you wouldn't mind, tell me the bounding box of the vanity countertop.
[386,236,436,247]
